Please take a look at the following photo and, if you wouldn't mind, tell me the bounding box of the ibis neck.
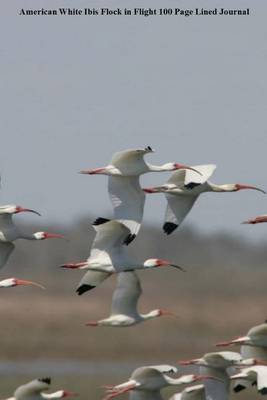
[42,393,63,399]
[141,310,159,321]
[208,183,235,192]
[164,376,187,386]
[146,163,173,172]
[20,232,38,240]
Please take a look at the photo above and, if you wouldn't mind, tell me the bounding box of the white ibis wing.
[204,351,242,364]
[167,165,216,187]
[184,164,216,186]
[255,366,267,392]
[183,384,205,395]
[89,219,131,264]
[241,345,267,360]
[247,323,267,338]
[0,242,15,269]
[163,194,197,234]
[110,147,153,168]
[148,365,178,374]
[169,394,182,400]
[108,176,145,239]
[232,378,251,393]
[167,170,186,186]
[76,270,112,295]
[0,214,15,230]
[174,385,205,400]
[132,365,177,381]
[111,271,141,317]
[14,379,51,398]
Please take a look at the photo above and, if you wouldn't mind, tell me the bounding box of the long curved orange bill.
[160,309,179,318]
[60,262,88,269]
[216,341,232,347]
[79,168,105,175]
[178,359,198,365]
[63,391,78,397]
[85,321,98,327]
[16,207,41,216]
[143,187,158,193]
[170,264,186,272]
[103,383,137,400]
[237,184,266,194]
[216,336,249,347]
[45,233,65,239]
[15,279,46,289]
[242,216,267,224]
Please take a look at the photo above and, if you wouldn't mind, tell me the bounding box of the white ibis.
[103,365,218,400]
[5,377,77,400]
[61,218,184,295]
[85,271,176,327]
[143,164,265,234]
[0,204,64,269]
[178,351,244,400]
[231,365,267,395]
[216,321,267,360]
[169,385,205,400]
[216,322,267,393]
[0,277,45,289]
[80,147,200,243]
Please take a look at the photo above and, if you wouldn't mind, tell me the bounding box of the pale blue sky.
[1,0,267,241]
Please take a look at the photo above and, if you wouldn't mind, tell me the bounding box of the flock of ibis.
[1,147,267,400]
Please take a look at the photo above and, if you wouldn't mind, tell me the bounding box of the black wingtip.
[233,384,246,393]
[76,284,96,295]
[259,388,267,395]
[184,182,201,189]
[93,217,110,226]
[145,145,152,151]
[163,222,178,235]
[124,233,136,245]
[38,378,51,385]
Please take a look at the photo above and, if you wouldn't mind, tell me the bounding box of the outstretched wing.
[169,394,182,400]
[204,351,242,365]
[168,165,216,188]
[0,214,15,231]
[256,367,267,393]
[163,194,197,234]
[247,323,267,338]
[14,378,51,399]
[108,176,145,242]
[111,272,141,318]
[132,365,177,381]
[110,147,153,170]
[76,270,112,295]
[89,219,131,264]
[149,365,178,374]
[184,164,216,186]
[170,385,205,400]
[0,242,15,269]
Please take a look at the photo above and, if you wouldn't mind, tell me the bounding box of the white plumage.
[4,378,76,400]
[85,271,176,326]
[144,164,265,234]
[80,147,199,241]
[61,218,184,295]
[103,365,215,400]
